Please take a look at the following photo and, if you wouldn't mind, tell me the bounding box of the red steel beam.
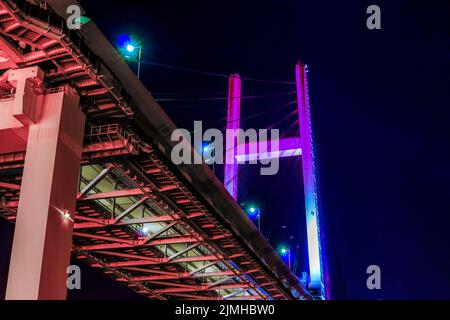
[142,222,178,244]
[123,268,184,276]
[0,182,21,190]
[113,196,151,223]
[74,214,178,229]
[78,164,114,197]
[156,283,250,294]
[228,295,263,300]
[74,211,205,229]
[163,293,219,300]
[72,232,137,245]
[94,250,161,262]
[148,281,197,289]
[107,255,220,268]
[77,188,151,201]
[131,270,258,282]
[78,236,199,251]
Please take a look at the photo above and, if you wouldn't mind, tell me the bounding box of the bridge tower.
[224,62,328,298]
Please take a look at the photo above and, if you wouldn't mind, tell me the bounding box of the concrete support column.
[5,83,85,299]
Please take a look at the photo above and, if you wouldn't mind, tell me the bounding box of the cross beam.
[235,137,302,163]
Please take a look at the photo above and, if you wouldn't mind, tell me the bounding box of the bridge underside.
[0,0,311,300]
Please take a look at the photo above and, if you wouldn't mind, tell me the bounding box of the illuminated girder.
[73,212,205,229]
[163,293,221,300]
[105,255,220,268]
[0,182,21,190]
[78,188,151,201]
[155,283,251,294]
[78,164,114,197]
[113,195,150,223]
[71,162,271,299]
[128,271,241,282]
[77,236,200,251]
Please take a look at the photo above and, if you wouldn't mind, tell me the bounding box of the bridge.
[0,0,325,300]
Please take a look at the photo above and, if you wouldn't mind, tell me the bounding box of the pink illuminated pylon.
[222,63,327,298]
[224,74,241,200]
[296,61,326,295]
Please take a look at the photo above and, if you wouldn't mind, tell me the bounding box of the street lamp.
[278,246,291,269]
[246,205,261,231]
[203,143,217,174]
[117,34,143,79]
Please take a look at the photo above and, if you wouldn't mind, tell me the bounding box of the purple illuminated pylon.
[222,63,328,298]
[224,74,241,200]
[296,62,326,295]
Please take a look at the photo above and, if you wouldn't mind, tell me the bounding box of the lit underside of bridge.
[0,0,313,300]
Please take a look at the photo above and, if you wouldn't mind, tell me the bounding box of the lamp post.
[118,34,143,79]
[247,206,261,231]
[279,247,291,269]
[125,44,142,79]
[203,144,216,174]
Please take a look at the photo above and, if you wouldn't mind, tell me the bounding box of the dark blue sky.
[1,0,448,300]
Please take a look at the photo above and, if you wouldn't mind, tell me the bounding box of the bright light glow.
[117,34,141,58]
[203,146,209,152]
[117,34,131,47]
[51,205,74,222]
[142,226,149,234]
[279,247,289,255]
[246,205,259,217]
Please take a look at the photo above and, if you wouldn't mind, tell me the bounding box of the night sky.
[1,0,449,300]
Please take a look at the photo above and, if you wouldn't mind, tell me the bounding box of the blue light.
[117,34,132,47]
[117,34,141,57]
[279,247,289,255]
[246,206,259,217]
[203,146,209,152]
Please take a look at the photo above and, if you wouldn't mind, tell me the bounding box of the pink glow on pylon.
[224,74,241,200]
